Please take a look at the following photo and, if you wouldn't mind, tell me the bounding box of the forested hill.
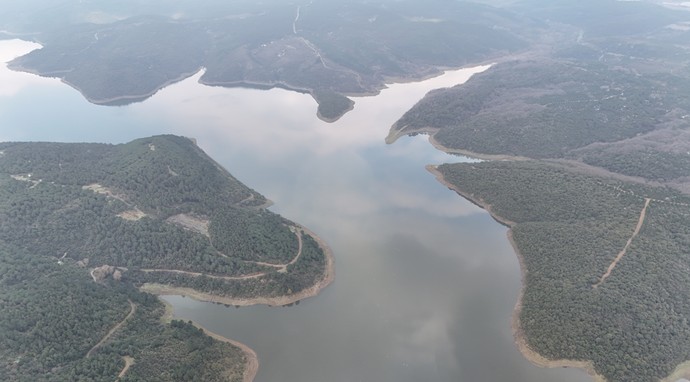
[388,1,690,380]
[435,161,690,382]
[389,0,690,191]
[0,135,330,380]
[1,0,535,122]
[0,241,248,381]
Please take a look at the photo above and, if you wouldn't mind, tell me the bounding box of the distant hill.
[390,0,690,190]
[391,59,690,186]
[1,0,534,121]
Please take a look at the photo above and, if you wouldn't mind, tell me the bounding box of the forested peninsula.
[0,135,333,381]
[388,1,690,381]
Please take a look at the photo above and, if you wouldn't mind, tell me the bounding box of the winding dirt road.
[86,300,136,358]
[117,356,135,379]
[141,227,304,279]
[245,228,304,273]
[140,268,266,280]
[594,198,651,288]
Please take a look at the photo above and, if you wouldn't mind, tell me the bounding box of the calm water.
[1,39,591,382]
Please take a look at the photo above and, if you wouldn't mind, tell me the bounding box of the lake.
[1,39,591,382]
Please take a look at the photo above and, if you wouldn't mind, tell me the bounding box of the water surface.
[1,39,591,382]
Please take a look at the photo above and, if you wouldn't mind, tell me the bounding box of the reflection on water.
[1,39,592,382]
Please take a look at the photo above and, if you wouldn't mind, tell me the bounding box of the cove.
[1,39,591,382]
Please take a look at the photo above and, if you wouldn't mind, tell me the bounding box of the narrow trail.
[140,268,265,280]
[140,224,335,308]
[86,300,136,358]
[142,227,304,278]
[235,193,273,209]
[600,182,690,207]
[290,3,330,70]
[82,184,132,207]
[245,228,303,273]
[293,6,300,34]
[593,198,651,288]
[299,37,330,69]
[117,356,135,379]
[237,193,256,205]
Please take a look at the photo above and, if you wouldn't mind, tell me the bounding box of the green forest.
[0,135,329,380]
[0,135,326,293]
[0,240,247,381]
[387,4,690,378]
[394,59,690,166]
[437,161,690,381]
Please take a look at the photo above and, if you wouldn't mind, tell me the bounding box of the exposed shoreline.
[426,164,515,227]
[386,126,530,162]
[65,67,203,105]
[378,60,496,92]
[427,133,532,162]
[392,127,685,194]
[662,361,690,382]
[141,223,334,307]
[316,101,355,123]
[428,158,690,382]
[426,164,606,382]
[506,231,605,382]
[140,224,333,381]
[159,296,259,382]
[190,322,259,382]
[7,59,203,106]
[8,38,496,122]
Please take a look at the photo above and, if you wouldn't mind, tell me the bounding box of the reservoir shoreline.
[7,59,203,106]
[191,322,260,382]
[426,164,606,382]
[160,300,258,382]
[150,223,335,382]
[141,224,334,307]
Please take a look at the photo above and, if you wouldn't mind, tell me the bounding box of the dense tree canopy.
[438,161,690,381]
[0,135,329,380]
